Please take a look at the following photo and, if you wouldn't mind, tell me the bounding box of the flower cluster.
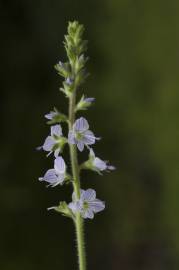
[37,21,115,221]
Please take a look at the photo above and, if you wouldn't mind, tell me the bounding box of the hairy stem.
[69,91,87,270]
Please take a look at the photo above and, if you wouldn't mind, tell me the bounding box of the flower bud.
[45,109,68,124]
[75,95,95,111]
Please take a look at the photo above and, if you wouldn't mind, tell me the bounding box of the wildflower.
[39,156,66,187]
[68,117,99,152]
[69,189,105,219]
[42,124,67,157]
[86,148,115,174]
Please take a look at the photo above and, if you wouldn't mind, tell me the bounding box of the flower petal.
[88,199,105,213]
[93,157,107,171]
[77,141,85,152]
[41,169,58,184]
[107,165,116,171]
[51,125,62,137]
[82,189,96,201]
[82,209,94,219]
[74,117,89,132]
[83,130,96,145]
[43,136,55,151]
[84,97,95,103]
[57,173,65,183]
[72,190,85,202]
[54,156,66,174]
[45,111,57,120]
[69,201,81,213]
[68,202,77,213]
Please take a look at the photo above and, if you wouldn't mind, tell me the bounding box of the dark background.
[1,0,179,269]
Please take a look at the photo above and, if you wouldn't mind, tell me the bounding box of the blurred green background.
[1,0,179,269]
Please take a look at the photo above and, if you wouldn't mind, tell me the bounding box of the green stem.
[68,91,87,270]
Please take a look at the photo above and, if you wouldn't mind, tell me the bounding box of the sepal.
[64,173,72,185]
[49,201,75,219]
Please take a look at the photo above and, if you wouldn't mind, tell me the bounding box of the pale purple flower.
[68,117,99,152]
[68,189,105,219]
[45,111,58,120]
[42,124,63,157]
[89,148,115,173]
[39,156,66,187]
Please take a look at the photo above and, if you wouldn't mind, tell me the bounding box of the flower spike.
[37,21,115,270]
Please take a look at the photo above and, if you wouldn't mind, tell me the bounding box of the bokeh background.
[1,0,179,269]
